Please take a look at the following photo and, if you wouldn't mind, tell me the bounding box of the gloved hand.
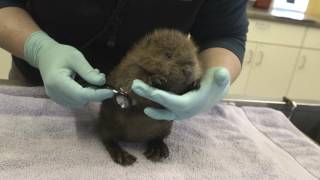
[24,31,114,107]
[131,67,230,120]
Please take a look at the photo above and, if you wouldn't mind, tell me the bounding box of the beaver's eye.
[164,52,173,59]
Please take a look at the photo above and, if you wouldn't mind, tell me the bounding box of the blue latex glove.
[24,31,114,107]
[131,67,230,120]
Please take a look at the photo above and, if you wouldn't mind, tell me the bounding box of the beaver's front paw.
[147,74,168,89]
[144,140,169,162]
[192,79,201,90]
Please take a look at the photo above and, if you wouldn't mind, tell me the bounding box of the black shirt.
[0,0,248,84]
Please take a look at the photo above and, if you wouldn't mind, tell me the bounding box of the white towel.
[0,86,319,180]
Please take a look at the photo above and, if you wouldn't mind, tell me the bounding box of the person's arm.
[0,5,114,107]
[0,6,40,58]
[199,47,241,83]
[191,0,248,83]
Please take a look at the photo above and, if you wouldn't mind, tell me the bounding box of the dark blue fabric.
[0,0,25,7]
[191,0,249,62]
[2,0,249,85]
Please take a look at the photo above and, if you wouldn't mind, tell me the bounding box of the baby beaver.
[98,29,203,166]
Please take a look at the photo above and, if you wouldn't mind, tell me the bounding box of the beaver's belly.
[115,110,173,142]
[99,100,173,142]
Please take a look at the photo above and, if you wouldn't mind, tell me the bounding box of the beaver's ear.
[190,79,201,91]
[141,33,154,47]
[187,33,191,40]
[144,35,152,45]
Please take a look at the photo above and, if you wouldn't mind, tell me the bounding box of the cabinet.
[303,28,320,49]
[245,44,299,98]
[287,49,320,101]
[230,43,299,99]
[247,19,306,46]
[0,48,11,80]
[229,18,320,101]
[229,42,257,95]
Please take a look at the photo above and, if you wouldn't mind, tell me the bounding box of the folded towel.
[0,86,319,180]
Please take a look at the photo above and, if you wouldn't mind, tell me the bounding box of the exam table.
[0,80,319,180]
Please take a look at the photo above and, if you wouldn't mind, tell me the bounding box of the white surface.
[272,0,309,13]
[0,48,11,80]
